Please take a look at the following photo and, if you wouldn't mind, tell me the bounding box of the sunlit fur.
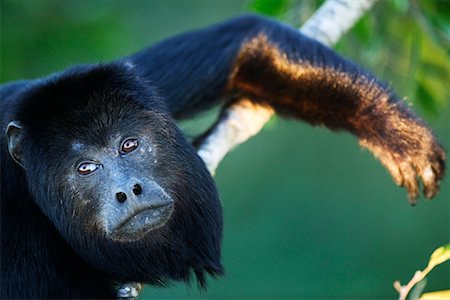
[227,33,445,203]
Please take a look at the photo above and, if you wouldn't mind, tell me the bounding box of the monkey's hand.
[356,103,445,204]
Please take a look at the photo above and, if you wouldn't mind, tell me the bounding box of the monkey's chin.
[109,204,174,242]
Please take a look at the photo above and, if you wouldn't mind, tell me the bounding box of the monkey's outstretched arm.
[221,33,445,203]
[130,14,445,203]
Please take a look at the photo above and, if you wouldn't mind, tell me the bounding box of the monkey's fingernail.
[422,166,435,183]
[423,187,435,199]
[408,193,418,206]
[394,176,404,187]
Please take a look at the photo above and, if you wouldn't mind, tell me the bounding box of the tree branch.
[301,0,377,45]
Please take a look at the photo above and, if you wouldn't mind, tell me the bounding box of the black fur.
[1,64,222,298]
[0,14,445,298]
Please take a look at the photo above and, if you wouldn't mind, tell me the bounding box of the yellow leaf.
[427,243,450,269]
[419,290,450,300]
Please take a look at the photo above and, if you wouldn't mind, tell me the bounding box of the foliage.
[394,243,450,300]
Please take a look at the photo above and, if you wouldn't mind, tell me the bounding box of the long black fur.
[0,14,445,298]
[1,64,222,298]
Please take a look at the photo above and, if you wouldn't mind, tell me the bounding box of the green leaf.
[352,15,374,45]
[248,0,290,17]
[427,243,450,269]
[421,62,450,81]
[415,82,439,116]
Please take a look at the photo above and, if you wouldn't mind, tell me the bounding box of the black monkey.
[0,15,445,298]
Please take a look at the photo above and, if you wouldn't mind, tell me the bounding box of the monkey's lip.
[110,202,174,241]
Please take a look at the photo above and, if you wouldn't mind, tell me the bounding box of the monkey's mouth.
[110,202,174,242]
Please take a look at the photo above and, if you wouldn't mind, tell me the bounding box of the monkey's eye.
[77,162,99,175]
[121,138,139,154]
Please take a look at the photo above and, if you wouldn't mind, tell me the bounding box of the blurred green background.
[1,0,449,299]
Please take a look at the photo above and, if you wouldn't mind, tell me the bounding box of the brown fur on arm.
[226,35,445,204]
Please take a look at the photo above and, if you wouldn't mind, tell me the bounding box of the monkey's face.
[65,129,175,243]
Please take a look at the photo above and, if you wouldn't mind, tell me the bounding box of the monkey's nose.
[116,183,142,203]
[116,192,127,203]
[132,184,142,195]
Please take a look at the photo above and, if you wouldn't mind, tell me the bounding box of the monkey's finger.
[432,145,446,182]
[382,155,404,187]
[421,156,445,199]
[399,161,420,205]
[419,142,445,199]
[420,165,437,199]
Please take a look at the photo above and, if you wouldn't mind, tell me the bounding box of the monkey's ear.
[6,121,25,168]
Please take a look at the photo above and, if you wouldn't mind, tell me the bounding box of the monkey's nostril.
[133,184,142,195]
[116,192,127,203]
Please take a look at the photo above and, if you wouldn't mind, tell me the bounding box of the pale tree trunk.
[118,0,378,298]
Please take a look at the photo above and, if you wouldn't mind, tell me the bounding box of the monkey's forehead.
[15,62,165,131]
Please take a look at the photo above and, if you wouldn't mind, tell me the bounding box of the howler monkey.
[0,14,445,298]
